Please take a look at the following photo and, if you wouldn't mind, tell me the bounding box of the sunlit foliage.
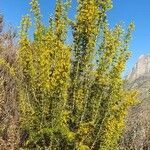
[0,0,137,149]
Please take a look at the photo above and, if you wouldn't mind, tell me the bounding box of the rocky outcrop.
[127,55,150,83]
[126,55,150,101]
[121,55,150,150]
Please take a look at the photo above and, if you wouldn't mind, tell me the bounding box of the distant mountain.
[120,55,150,149]
[127,55,150,82]
[126,55,150,101]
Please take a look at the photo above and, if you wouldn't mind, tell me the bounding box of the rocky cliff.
[126,55,150,101]
[121,55,150,150]
[127,55,150,83]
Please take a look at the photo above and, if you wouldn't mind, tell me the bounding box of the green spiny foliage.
[0,0,137,149]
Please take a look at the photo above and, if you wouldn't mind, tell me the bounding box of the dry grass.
[0,15,20,150]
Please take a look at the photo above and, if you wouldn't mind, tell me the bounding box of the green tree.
[0,0,137,149]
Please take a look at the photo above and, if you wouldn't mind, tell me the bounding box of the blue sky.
[0,0,150,74]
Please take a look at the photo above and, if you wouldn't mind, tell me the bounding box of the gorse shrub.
[0,0,137,149]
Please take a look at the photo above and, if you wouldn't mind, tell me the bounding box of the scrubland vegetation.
[0,0,139,149]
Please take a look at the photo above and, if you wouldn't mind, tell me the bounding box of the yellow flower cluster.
[3,0,136,149]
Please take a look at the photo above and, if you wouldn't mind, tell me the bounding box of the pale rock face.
[127,55,150,82]
[123,55,150,150]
